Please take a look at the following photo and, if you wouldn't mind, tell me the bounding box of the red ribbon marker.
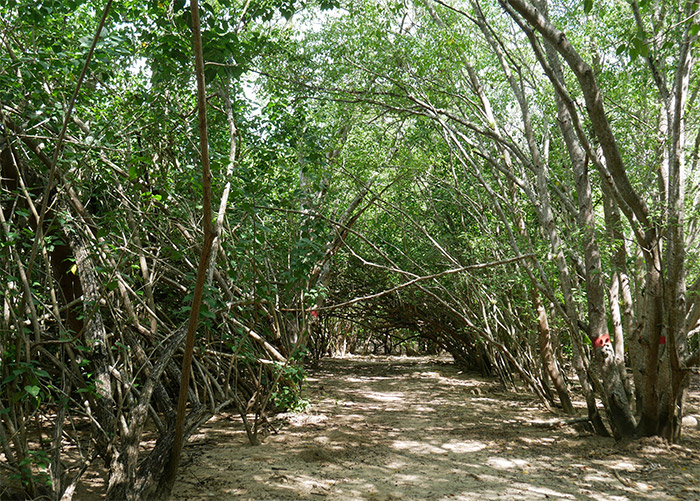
[593,333,611,348]
[310,310,318,319]
[659,336,666,345]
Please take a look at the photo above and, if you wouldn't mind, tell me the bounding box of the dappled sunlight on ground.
[171,355,700,500]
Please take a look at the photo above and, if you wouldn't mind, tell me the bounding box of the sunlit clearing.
[441,440,487,453]
[391,440,446,455]
[487,457,529,469]
[363,391,405,402]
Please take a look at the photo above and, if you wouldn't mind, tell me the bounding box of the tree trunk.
[532,288,574,414]
[527,0,637,435]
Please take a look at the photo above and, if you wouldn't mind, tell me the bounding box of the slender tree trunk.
[601,182,637,407]
[466,0,573,414]
[532,288,574,413]
[658,5,695,440]
[153,0,216,495]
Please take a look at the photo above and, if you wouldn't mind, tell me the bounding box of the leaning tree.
[265,0,700,441]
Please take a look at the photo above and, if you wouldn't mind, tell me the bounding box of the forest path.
[172,356,700,500]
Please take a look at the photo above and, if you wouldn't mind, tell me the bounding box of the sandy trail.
[171,356,700,500]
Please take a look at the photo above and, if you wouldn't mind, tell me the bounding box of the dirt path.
[172,356,700,500]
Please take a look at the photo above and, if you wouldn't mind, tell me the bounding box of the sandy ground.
[168,356,700,500]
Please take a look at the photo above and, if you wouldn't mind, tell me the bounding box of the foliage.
[2,0,700,496]
[272,356,310,412]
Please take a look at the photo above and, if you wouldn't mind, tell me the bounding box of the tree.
[0,0,337,496]
[267,0,700,441]
[500,0,700,440]
[2,0,699,495]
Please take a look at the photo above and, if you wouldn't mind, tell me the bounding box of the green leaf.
[200,308,216,320]
[632,36,644,52]
[24,385,40,398]
[128,165,139,180]
[639,43,649,58]
[583,0,593,13]
[319,0,340,9]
